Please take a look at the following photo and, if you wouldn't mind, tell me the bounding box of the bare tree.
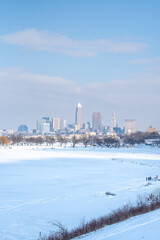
[71,135,78,147]
[81,136,90,148]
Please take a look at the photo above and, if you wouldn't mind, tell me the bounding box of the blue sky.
[0,0,160,130]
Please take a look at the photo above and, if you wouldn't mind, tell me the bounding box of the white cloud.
[0,68,160,104]
[0,68,82,98]
[0,68,160,129]
[0,29,147,57]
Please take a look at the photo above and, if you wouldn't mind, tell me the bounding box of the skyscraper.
[42,117,51,131]
[75,103,83,128]
[42,117,50,123]
[37,119,46,132]
[52,118,60,131]
[37,119,50,134]
[92,112,103,132]
[125,119,136,134]
[111,111,116,128]
[60,119,67,130]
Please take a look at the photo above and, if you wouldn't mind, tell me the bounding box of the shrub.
[39,189,160,240]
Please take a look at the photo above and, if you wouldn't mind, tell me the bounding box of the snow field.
[0,146,160,240]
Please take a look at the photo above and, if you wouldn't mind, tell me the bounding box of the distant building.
[37,119,46,132]
[67,123,74,129]
[37,119,50,134]
[74,124,80,132]
[125,119,136,134]
[52,118,60,131]
[63,120,67,129]
[0,129,14,136]
[146,126,157,133]
[113,126,124,134]
[42,117,52,131]
[83,122,91,130]
[60,119,67,130]
[145,139,160,146]
[18,124,28,133]
[41,123,50,134]
[75,103,83,128]
[32,129,37,134]
[42,117,50,123]
[111,111,116,128]
[92,112,103,132]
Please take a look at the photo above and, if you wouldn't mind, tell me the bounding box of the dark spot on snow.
[105,192,116,196]
[145,183,152,187]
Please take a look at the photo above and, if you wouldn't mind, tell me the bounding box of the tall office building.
[75,103,83,128]
[125,119,136,134]
[92,112,103,132]
[111,111,116,128]
[42,117,50,123]
[41,123,50,134]
[37,119,46,132]
[52,118,60,131]
[42,117,52,131]
[60,119,67,130]
[37,119,50,134]
[63,120,67,129]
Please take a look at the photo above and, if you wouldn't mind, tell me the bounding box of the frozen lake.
[0,146,160,240]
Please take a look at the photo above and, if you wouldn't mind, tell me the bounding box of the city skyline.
[0,1,159,130]
[1,101,159,136]
[24,104,130,134]
[0,102,159,132]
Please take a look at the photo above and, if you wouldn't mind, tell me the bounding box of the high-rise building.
[63,120,67,129]
[60,119,67,130]
[37,119,46,132]
[42,117,50,123]
[111,111,116,128]
[75,103,83,128]
[125,119,136,134]
[42,117,52,131]
[92,112,103,132]
[52,118,60,131]
[41,123,50,134]
[37,119,50,134]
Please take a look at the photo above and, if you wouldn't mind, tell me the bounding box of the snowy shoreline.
[0,145,160,164]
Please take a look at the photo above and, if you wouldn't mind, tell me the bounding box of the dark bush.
[38,189,160,240]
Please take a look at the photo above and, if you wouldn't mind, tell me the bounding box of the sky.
[0,0,160,131]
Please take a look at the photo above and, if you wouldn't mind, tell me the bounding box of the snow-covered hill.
[76,209,160,240]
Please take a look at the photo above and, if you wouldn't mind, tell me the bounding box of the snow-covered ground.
[0,145,160,240]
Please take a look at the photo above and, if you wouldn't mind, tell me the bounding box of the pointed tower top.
[78,102,82,108]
